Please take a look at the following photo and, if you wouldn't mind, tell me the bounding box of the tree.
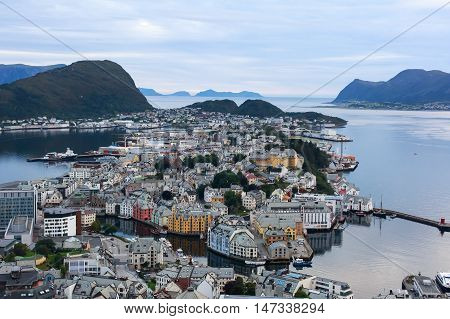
[196,184,207,201]
[237,171,248,188]
[13,243,29,257]
[223,277,245,295]
[90,220,101,233]
[233,154,246,163]
[294,288,309,298]
[4,252,16,262]
[212,170,240,188]
[161,190,174,201]
[210,153,219,167]
[224,191,242,215]
[103,224,118,235]
[35,239,56,256]
[292,186,299,195]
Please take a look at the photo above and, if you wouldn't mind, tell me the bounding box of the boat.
[292,257,312,268]
[436,272,450,293]
[41,148,78,161]
[245,260,266,266]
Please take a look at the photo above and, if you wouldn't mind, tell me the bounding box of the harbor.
[373,208,450,232]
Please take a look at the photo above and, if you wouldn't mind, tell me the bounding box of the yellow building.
[254,214,303,241]
[252,148,303,169]
[168,209,219,234]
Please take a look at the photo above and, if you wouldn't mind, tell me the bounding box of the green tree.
[223,277,245,295]
[196,184,207,201]
[294,287,309,298]
[35,239,56,256]
[90,220,101,233]
[13,243,29,257]
[161,190,174,200]
[212,170,240,188]
[4,252,16,262]
[103,224,118,235]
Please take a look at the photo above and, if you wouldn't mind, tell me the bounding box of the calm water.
[1,96,449,298]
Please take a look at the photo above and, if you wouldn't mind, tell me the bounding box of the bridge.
[373,208,450,232]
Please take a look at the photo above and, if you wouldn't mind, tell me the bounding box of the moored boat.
[436,272,450,293]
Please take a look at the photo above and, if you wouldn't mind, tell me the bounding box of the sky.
[0,0,449,97]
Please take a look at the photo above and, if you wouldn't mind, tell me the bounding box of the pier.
[373,208,450,232]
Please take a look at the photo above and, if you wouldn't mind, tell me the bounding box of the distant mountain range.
[334,69,450,105]
[0,64,65,85]
[139,88,263,98]
[184,99,347,126]
[0,60,152,120]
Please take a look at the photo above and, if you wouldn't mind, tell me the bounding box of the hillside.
[0,64,65,85]
[334,69,450,104]
[139,88,162,96]
[184,99,346,125]
[0,60,152,120]
[237,99,282,117]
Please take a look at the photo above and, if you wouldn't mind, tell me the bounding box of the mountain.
[184,99,346,125]
[139,88,163,96]
[0,64,65,85]
[0,60,152,120]
[185,99,238,113]
[167,91,191,96]
[236,99,282,117]
[195,89,263,98]
[334,69,450,104]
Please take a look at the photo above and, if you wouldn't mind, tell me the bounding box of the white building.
[43,208,79,237]
[4,216,34,246]
[120,198,134,219]
[312,277,354,299]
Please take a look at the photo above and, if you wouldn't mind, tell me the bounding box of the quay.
[373,208,450,232]
[27,153,123,162]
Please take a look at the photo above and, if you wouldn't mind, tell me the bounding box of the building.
[64,254,104,277]
[208,217,258,260]
[80,210,96,229]
[128,237,163,270]
[254,269,314,298]
[242,190,266,210]
[4,216,34,246]
[69,162,103,179]
[0,187,37,233]
[0,266,55,299]
[43,208,81,237]
[168,208,219,235]
[312,276,354,299]
[251,148,303,169]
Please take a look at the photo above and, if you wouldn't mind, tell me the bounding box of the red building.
[133,200,153,221]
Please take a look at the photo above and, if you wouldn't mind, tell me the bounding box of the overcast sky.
[0,0,449,96]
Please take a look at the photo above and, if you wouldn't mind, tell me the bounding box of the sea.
[1,96,449,298]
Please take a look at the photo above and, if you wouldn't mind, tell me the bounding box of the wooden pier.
[373,208,450,232]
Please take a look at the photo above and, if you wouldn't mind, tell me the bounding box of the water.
[1,96,450,298]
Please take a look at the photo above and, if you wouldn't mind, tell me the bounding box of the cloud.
[0,0,448,96]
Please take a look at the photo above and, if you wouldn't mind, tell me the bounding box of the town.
[0,108,448,299]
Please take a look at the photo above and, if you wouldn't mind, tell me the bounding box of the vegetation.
[90,220,102,233]
[211,170,241,188]
[294,288,310,299]
[0,60,152,120]
[35,238,57,256]
[183,153,219,168]
[196,184,207,201]
[147,278,157,291]
[223,277,255,296]
[224,191,243,215]
[161,190,174,201]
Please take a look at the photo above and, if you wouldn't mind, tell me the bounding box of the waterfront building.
[312,276,354,299]
[168,207,219,235]
[43,208,81,237]
[208,217,258,259]
[80,210,96,229]
[0,186,37,233]
[69,162,104,180]
[4,215,34,246]
[128,237,163,270]
[254,270,314,298]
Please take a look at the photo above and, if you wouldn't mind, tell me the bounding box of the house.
[128,238,163,270]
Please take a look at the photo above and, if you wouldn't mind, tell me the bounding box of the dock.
[373,208,450,232]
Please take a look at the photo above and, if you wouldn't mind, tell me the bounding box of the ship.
[292,257,312,268]
[37,148,78,162]
[436,272,450,293]
[244,260,266,266]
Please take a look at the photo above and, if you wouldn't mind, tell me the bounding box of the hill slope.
[334,69,450,104]
[0,60,152,120]
[0,64,65,85]
[184,99,346,125]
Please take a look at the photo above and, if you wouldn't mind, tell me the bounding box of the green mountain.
[334,69,450,104]
[184,99,346,125]
[0,64,65,85]
[0,60,152,120]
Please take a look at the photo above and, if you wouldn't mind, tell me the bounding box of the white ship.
[43,148,78,161]
[436,272,450,293]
